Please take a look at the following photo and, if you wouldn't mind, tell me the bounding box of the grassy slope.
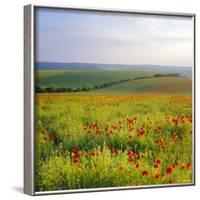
[36,70,154,88]
[94,77,192,94]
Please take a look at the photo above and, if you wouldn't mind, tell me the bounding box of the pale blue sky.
[35,8,193,66]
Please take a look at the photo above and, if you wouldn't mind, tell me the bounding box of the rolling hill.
[36,70,154,88]
[94,77,192,94]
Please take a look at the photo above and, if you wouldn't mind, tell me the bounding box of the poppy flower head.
[154,173,161,179]
[49,133,55,141]
[135,163,140,169]
[142,170,148,176]
[154,164,159,169]
[166,167,173,174]
[73,158,78,164]
[156,159,161,165]
[186,163,191,169]
[168,179,173,184]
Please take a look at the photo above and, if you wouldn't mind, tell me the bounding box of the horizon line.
[35,61,192,68]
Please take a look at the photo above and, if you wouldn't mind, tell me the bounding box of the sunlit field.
[35,93,192,191]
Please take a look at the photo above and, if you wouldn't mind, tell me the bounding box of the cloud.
[35,8,193,66]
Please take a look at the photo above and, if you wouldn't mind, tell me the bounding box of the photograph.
[34,7,194,192]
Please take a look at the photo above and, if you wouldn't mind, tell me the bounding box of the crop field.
[35,90,193,191]
[36,70,154,88]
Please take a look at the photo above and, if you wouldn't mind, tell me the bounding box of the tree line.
[36,73,180,93]
[35,78,133,93]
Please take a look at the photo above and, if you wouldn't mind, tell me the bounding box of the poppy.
[156,159,161,164]
[73,154,80,159]
[173,162,178,168]
[166,167,173,174]
[154,164,159,169]
[181,164,185,170]
[186,163,191,169]
[154,173,161,179]
[142,170,148,176]
[168,179,173,184]
[49,133,55,141]
[135,163,140,169]
[70,148,76,154]
[73,158,78,164]
[113,148,119,154]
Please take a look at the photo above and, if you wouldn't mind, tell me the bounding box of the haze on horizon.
[35,8,193,67]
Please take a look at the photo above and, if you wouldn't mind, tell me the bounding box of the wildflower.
[154,164,159,169]
[43,137,48,142]
[73,158,78,164]
[91,152,96,156]
[154,173,161,179]
[181,164,185,170]
[73,154,80,159]
[113,148,119,154]
[76,147,80,151]
[142,170,148,176]
[49,133,55,141]
[173,162,178,168]
[186,163,191,169]
[166,167,173,174]
[70,148,76,154]
[156,159,161,165]
[135,163,140,169]
[168,179,173,184]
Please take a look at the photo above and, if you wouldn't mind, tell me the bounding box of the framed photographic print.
[24,4,195,196]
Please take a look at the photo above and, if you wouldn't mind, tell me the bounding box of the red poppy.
[173,162,178,168]
[142,170,148,176]
[73,154,80,159]
[154,173,161,179]
[129,158,134,163]
[113,148,119,154]
[91,152,96,156]
[127,151,133,156]
[154,164,159,169]
[76,147,80,151]
[135,163,140,169]
[156,159,161,164]
[181,164,185,170]
[49,133,55,141]
[186,163,191,169]
[73,158,78,164]
[168,179,173,184]
[166,167,173,174]
[70,148,76,154]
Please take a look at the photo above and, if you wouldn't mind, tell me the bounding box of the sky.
[35,7,193,67]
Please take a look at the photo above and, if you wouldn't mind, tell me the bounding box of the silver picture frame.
[24,4,196,196]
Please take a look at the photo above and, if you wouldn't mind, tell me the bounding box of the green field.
[36,70,154,88]
[35,69,193,191]
[95,77,192,94]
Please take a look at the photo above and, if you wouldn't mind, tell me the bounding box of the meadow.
[34,69,192,191]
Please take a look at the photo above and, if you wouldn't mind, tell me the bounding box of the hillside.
[36,70,154,88]
[94,77,192,94]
